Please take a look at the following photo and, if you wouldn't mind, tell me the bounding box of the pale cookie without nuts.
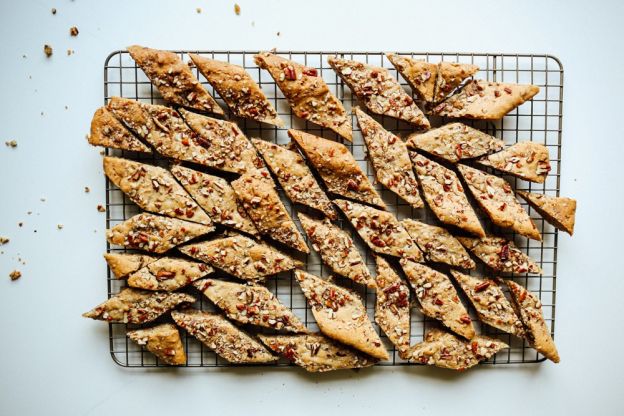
[517,191,576,235]
[289,129,385,209]
[457,164,541,241]
[170,165,258,236]
[476,141,551,184]
[374,257,411,358]
[457,236,542,274]
[334,199,423,262]
[400,259,475,339]
[190,54,283,127]
[328,56,430,128]
[259,333,377,372]
[295,270,389,360]
[106,213,214,254]
[354,108,423,208]
[405,122,504,163]
[386,54,438,102]
[172,309,277,364]
[450,271,525,337]
[127,45,222,114]
[104,252,158,278]
[88,107,151,153]
[431,79,539,120]
[126,256,213,291]
[127,323,186,365]
[401,219,475,269]
[252,138,337,219]
[193,278,308,333]
[180,109,265,174]
[179,234,301,283]
[434,62,480,103]
[231,169,309,253]
[504,279,560,363]
[298,212,374,288]
[254,52,352,141]
[82,287,195,324]
[406,328,508,370]
[103,156,212,225]
[411,152,485,237]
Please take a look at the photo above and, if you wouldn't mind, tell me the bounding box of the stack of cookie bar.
[84,46,574,372]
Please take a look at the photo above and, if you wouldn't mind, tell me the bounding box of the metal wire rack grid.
[102,50,563,368]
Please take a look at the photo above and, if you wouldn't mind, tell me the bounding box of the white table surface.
[1,0,623,414]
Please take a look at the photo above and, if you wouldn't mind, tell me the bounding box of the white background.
[1,0,623,414]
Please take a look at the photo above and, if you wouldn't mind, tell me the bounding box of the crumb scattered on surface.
[277,31,281,36]
[251,21,255,27]
[44,44,53,58]
[51,8,57,15]
[40,197,46,202]
[196,7,202,13]
[27,211,32,215]
[57,224,64,230]
[69,26,79,36]
[5,140,17,148]
[18,222,23,227]
[22,54,27,59]
[99,150,105,155]
[0,237,9,245]
[84,186,91,193]
[67,49,74,56]
[234,3,241,15]
[97,204,106,213]
[64,105,68,110]
[10,270,21,281]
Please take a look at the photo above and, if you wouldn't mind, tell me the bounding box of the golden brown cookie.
[104,252,158,278]
[386,54,437,102]
[434,62,479,103]
[126,257,213,291]
[476,141,551,183]
[190,54,283,126]
[127,45,222,114]
[127,323,186,365]
[254,52,352,140]
[457,236,542,274]
[295,270,389,360]
[89,107,151,153]
[517,191,576,235]
[289,129,385,208]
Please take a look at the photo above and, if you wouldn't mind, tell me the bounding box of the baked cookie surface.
[89,107,151,153]
[386,54,437,102]
[126,256,213,291]
[457,236,542,274]
[518,191,576,235]
[104,252,158,278]
[127,323,186,365]
[476,141,551,183]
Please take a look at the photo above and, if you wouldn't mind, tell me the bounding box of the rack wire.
[103,50,563,368]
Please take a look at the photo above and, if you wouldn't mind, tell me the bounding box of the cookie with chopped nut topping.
[401,219,475,269]
[450,271,524,337]
[127,323,186,365]
[354,108,423,208]
[298,212,374,288]
[89,107,151,153]
[374,257,410,357]
[82,287,195,324]
[259,333,377,372]
[411,152,485,237]
[328,56,429,128]
[103,157,212,225]
[172,309,277,364]
[434,62,479,103]
[295,270,389,360]
[106,213,214,254]
[190,54,283,127]
[457,236,542,274]
[457,164,541,241]
[193,279,307,333]
[127,45,222,114]
[126,256,212,291]
[289,129,385,209]
[386,54,438,102]
[252,138,337,219]
[231,169,309,253]
[517,191,576,235]
[179,234,300,283]
[477,142,551,184]
[170,165,258,236]
[400,259,475,339]
[504,280,559,363]
[431,79,539,120]
[104,252,158,278]
[334,199,423,262]
[179,109,265,174]
[405,123,503,163]
[254,52,352,141]
[406,328,508,370]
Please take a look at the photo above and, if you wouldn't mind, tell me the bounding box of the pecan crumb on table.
[9,270,21,281]
[44,44,53,57]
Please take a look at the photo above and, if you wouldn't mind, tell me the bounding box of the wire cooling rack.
[102,50,563,368]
